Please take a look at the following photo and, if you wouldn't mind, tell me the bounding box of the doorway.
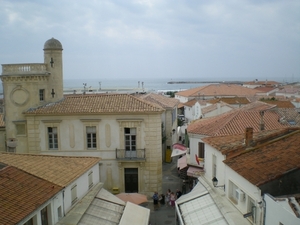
[124,168,138,193]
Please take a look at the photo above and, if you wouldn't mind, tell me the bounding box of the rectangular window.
[248,197,256,223]
[71,185,77,205]
[39,89,45,101]
[41,206,48,225]
[24,218,34,225]
[125,128,136,150]
[88,171,93,189]
[198,142,205,158]
[57,206,62,220]
[48,127,58,149]
[229,181,239,204]
[86,126,97,149]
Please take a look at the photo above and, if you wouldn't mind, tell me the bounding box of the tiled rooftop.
[25,94,164,115]
[138,93,179,108]
[223,129,300,186]
[208,97,250,105]
[243,80,280,86]
[176,84,261,98]
[0,153,101,187]
[201,102,235,115]
[183,99,207,107]
[0,166,62,224]
[260,100,295,108]
[187,106,288,136]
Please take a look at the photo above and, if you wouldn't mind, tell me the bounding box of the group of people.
[153,189,182,209]
[166,189,182,207]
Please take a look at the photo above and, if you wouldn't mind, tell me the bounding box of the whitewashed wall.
[264,194,300,225]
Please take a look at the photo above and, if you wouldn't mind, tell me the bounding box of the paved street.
[141,159,184,225]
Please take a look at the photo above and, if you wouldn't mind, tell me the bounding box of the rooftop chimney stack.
[245,127,253,147]
[259,111,265,131]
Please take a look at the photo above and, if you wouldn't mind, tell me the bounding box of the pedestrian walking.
[152,191,159,210]
[166,189,171,206]
[170,192,176,207]
[176,189,182,199]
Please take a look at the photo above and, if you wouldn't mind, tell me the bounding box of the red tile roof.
[243,80,280,86]
[176,84,261,98]
[260,100,295,108]
[25,94,164,115]
[187,102,287,136]
[0,153,101,187]
[138,93,179,108]
[208,97,250,105]
[222,129,300,186]
[201,102,235,115]
[0,166,62,224]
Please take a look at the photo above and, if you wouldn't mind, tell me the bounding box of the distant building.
[175,84,262,103]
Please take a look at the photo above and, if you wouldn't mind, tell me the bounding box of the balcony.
[2,63,48,75]
[116,148,146,161]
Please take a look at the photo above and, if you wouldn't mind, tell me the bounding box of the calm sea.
[63,78,207,92]
[0,78,209,94]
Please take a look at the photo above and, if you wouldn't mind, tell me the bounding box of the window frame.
[124,127,136,151]
[48,127,58,150]
[39,89,45,102]
[198,142,205,159]
[81,119,101,150]
[71,184,78,205]
[86,126,97,149]
[42,120,62,151]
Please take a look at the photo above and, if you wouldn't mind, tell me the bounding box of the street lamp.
[212,177,225,191]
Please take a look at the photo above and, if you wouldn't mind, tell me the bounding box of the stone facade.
[0,38,163,197]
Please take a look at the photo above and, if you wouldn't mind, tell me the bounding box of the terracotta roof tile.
[222,129,300,186]
[243,80,280,86]
[0,153,100,187]
[254,87,277,92]
[0,166,62,224]
[208,97,250,105]
[176,84,261,98]
[187,102,288,136]
[138,93,179,108]
[182,99,208,107]
[0,114,4,127]
[260,100,295,108]
[25,94,164,115]
[201,102,235,115]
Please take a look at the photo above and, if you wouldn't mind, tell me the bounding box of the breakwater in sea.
[167,81,243,84]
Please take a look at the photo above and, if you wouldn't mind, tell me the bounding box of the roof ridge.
[226,129,300,159]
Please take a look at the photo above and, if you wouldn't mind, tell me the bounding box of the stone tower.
[43,38,64,101]
[0,38,63,152]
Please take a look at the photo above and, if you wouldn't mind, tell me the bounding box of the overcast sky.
[0,0,299,82]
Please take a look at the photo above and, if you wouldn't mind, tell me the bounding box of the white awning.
[119,202,150,225]
[177,155,188,170]
[187,166,204,177]
[176,182,228,225]
[171,143,188,157]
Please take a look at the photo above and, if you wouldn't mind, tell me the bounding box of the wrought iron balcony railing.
[116,148,146,160]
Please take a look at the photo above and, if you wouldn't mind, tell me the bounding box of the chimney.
[259,111,265,131]
[245,127,253,147]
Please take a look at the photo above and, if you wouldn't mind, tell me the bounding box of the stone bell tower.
[43,37,64,101]
[0,38,63,153]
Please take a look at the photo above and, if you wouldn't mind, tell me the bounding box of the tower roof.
[43,37,63,50]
